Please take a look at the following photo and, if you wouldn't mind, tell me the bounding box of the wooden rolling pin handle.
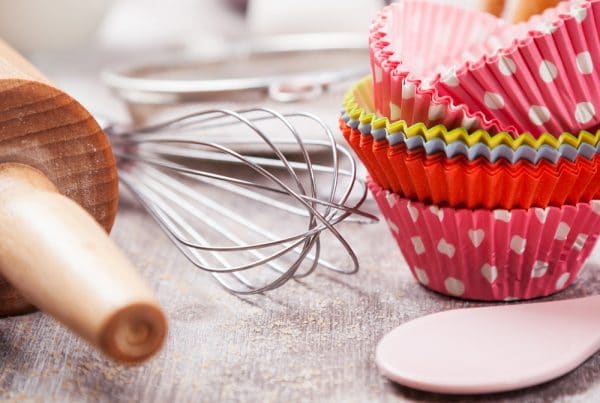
[0,163,166,363]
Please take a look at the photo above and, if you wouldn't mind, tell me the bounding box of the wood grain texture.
[1,51,598,402]
[1,191,599,402]
[0,163,165,362]
[0,40,119,314]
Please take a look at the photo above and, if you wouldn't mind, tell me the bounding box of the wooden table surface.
[0,53,599,403]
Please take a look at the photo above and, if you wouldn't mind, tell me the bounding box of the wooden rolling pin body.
[0,40,166,362]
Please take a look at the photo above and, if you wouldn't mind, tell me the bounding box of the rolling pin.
[0,39,166,363]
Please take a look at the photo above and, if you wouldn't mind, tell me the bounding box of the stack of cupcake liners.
[341,77,600,209]
[343,78,600,162]
[369,0,511,133]
[341,0,600,300]
[371,0,600,137]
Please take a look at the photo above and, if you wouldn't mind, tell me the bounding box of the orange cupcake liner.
[341,118,600,209]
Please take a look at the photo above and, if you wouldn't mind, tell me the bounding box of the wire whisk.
[106,108,375,294]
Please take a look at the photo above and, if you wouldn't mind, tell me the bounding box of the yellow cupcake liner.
[343,76,600,151]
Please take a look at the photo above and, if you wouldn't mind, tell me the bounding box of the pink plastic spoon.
[376,295,600,394]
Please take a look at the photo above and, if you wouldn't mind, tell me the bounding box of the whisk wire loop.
[109,108,374,294]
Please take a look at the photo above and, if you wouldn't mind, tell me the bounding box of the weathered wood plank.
[1,192,598,402]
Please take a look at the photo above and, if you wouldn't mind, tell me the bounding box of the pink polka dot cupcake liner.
[371,0,600,137]
[370,0,508,134]
[368,178,600,301]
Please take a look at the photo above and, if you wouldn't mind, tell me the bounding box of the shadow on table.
[385,351,600,402]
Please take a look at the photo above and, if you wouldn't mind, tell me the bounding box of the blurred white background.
[0,0,482,54]
[0,0,486,122]
[0,0,379,53]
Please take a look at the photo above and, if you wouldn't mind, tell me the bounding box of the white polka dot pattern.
[387,219,399,235]
[493,210,511,222]
[510,236,527,254]
[407,202,419,223]
[429,206,444,221]
[411,236,425,255]
[460,115,478,130]
[576,51,593,74]
[468,229,484,247]
[498,56,516,76]
[414,268,429,285]
[437,239,456,258]
[390,102,401,121]
[536,22,557,34]
[385,192,396,209]
[573,234,588,251]
[374,65,383,83]
[427,104,445,121]
[555,272,570,290]
[371,0,600,137]
[535,208,549,224]
[401,82,416,99]
[481,263,498,283]
[539,60,558,83]
[483,92,505,110]
[574,102,595,124]
[531,261,550,278]
[441,69,459,87]
[528,105,551,126]
[369,181,600,301]
[554,222,570,241]
[444,277,465,296]
[570,6,587,23]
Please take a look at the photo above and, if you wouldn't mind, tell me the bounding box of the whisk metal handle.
[0,163,166,362]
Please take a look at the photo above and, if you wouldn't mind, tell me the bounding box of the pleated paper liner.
[368,178,600,301]
[340,116,391,190]
[341,117,600,205]
[343,76,600,151]
[435,1,600,136]
[368,0,507,77]
[370,0,576,89]
[374,0,600,137]
[340,81,600,208]
[369,0,511,134]
[341,113,600,165]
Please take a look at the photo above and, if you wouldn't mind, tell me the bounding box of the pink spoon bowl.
[376,294,600,394]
